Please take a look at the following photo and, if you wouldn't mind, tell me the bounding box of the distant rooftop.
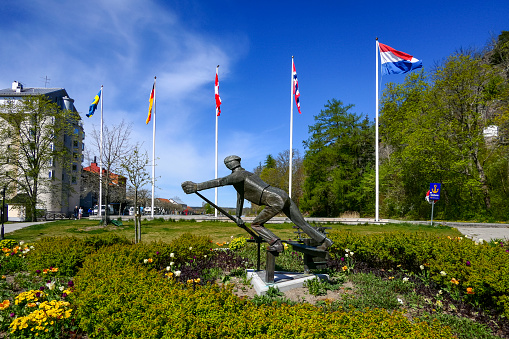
[0,86,68,98]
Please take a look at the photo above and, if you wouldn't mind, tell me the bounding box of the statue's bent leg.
[251,194,285,253]
[285,200,334,250]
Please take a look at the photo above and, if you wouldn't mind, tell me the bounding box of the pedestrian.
[78,207,83,220]
[73,206,78,220]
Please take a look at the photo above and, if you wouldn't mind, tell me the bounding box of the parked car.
[93,205,114,215]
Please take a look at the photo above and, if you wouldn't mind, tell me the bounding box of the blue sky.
[1,0,508,208]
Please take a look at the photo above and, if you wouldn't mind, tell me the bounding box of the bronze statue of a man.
[182,155,333,253]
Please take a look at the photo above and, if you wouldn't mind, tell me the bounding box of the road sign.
[429,183,441,200]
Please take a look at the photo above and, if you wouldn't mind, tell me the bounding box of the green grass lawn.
[3,218,464,244]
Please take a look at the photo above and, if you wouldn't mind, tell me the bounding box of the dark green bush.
[72,240,454,338]
[26,234,131,276]
[329,231,509,318]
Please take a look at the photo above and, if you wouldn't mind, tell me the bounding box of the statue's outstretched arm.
[182,175,235,194]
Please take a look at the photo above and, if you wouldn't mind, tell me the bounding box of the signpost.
[428,183,441,226]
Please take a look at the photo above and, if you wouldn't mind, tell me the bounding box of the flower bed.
[1,231,508,338]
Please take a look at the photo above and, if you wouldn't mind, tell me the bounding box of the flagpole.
[151,76,156,218]
[99,85,103,221]
[215,65,219,218]
[289,56,294,199]
[375,38,380,222]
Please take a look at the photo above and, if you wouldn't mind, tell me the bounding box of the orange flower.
[467,287,475,294]
[51,267,59,273]
[2,248,10,253]
[194,278,201,283]
[27,302,37,307]
[43,269,49,274]
[147,258,153,263]
[0,300,10,310]
[450,278,460,285]
[342,266,348,271]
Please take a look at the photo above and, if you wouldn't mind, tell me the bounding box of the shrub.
[328,231,509,318]
[26,235,131,276]
[0,239,19,249]
[73,243,455,338]
[229,237,247,251]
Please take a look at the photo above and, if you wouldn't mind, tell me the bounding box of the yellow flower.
[194,278,201,283]
[342,266,348,271]
[388,276,394,280]
[467,287,475,294]
[450,278,460,285]
[1,275,5,280]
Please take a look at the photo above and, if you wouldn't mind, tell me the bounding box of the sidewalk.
[2,221,50,235]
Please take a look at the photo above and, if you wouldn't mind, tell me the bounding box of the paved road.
[1,221,50,235]
[2,218,509,242]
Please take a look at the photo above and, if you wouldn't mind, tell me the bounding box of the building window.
[49,170,54,179]
[73,140,79,148]
[73,152,78,159]
[71,176,77,184]
[72,164,77,172]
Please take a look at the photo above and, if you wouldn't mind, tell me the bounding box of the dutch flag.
[379,42,422,75]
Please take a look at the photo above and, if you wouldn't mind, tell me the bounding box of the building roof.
[83,162,126,185]
[0,86,69,99]
[0,82,78,115]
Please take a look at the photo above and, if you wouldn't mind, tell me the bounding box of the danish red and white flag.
[292,59,301,114]
[215,68,222,116]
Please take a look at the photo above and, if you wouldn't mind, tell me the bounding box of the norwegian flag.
[292,59,301,114]
[215,67,221,116]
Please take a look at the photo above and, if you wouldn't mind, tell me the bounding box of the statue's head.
[224,155,241,170]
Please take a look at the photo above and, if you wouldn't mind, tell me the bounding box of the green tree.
[301,99,375,217]
[0,95,78,221]
[264,154,276,169]
[380,51,509,220]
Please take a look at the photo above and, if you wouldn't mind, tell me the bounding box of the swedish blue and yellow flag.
[87,89,101,117]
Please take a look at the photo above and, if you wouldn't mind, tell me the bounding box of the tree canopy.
[301,99,375,217]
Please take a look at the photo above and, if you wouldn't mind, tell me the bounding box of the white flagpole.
[151,77,156,218]
[375,38,380,222]
[99,85,103,220]
[215,65,219,218]
[289,57,294,198]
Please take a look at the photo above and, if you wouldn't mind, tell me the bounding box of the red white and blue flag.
[379,42,422,75]
[292,59,301,114]
[215,67,221,116]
